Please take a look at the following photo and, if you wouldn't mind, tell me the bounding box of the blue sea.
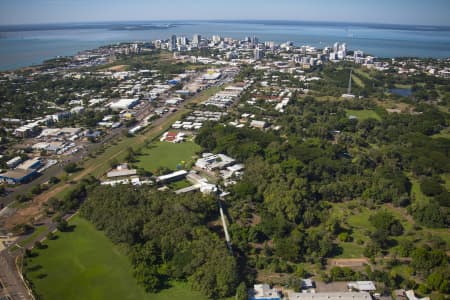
[1,20,450,71]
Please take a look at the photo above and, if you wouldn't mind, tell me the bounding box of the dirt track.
[327,258,369,267]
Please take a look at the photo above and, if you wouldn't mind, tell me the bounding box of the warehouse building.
[0,168,37,184]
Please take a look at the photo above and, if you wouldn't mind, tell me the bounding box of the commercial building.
[14,122,40,137]
[250,120,268,129]
[107,164,138,178]
[165,98,183,106]
[288,292,372,300]
[157,170,188,184]
[250,284,281,300]
[347,281,376,292]
[202,72,222,81]
[195,153,235,171]
[6,156,22,168]
[0,168,37,184]
[171,35,177,51]
[254,47,264,60]
[110,98,139,110]
[192,34,201,46]
[16,157,42,170]
[38,127,81,138]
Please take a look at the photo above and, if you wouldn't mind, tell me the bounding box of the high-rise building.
[329,52,337,60]
[354,50,364,58]
[254,47,264,60]
[212,35,222,44]
[265,41,275,49]
[192,34,201,45]
[251,35,259,47]
[177,36,187,46]
[337,50,346,60]
[333,42,339,53]
[154,40,162,49]
[171,35,177,51]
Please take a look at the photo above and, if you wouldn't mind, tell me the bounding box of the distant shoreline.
[1,19,449,31]
[1,20,449,71]
[0,23,177,33]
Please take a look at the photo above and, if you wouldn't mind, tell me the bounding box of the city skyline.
[1,0,450,26]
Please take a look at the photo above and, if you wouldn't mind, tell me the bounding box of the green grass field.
[24,216,212,300]
[330,199,450,258]
[346,109,382,121]
[432,129,450,140]
[442,173,450,190]
[408,175,431,205]
[136,141,201,173]
[19,225,48,247]
[336,242,366,258]
[394,84,413,89]
[168,179,193,190]
[353,68,374,81]
[351,74,365,88]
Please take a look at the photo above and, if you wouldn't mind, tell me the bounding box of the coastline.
[1,20,450,71]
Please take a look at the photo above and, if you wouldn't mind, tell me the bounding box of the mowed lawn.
[25,216,211,300]
[346,109,381,121]
[136,141,201,172]
[351,74,365,88]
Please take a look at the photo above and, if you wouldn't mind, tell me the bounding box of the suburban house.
[160,131,185,143]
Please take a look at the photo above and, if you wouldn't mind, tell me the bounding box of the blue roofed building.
[0,168,37,184]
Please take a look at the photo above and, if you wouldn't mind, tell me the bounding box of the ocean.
[1,20,450,71]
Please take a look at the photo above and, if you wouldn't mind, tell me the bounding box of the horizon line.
[1,18,450,28]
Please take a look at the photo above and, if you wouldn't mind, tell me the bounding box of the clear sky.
[1,0,449,26]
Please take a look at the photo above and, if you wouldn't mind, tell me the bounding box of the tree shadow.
[27,251,39,258]
[333,245,344,257]
[27,264,43,272]
[60,224,77,232]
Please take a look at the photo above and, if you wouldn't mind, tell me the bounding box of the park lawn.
[394,84,413,89]
[168,179,193,190]
[335,241,365,258]
[351,74,365,88]
[346,208,373,229]
[353,68,374,80]
[432,129,450,139]
[25,216,213,300]
[18,225,48,247]
[390,264,414,279]
[442,173,450,190]
[408,175,431,205]
[328,203,370,258]
[346,109,381,121]
[136,141,201,173]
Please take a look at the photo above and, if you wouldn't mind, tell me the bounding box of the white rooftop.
[288,292,372,300]
[348,281,376,292]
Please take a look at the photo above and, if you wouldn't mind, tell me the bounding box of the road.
[0,78,233,299]
[0,74,225,207]
[0,249,31,300]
